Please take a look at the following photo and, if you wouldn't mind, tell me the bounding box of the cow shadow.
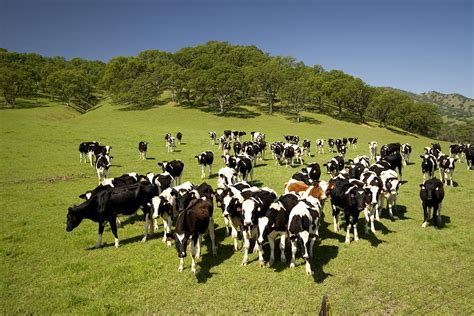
[452,181,459,188]
[145,157,156,160]
[312,245,338,283]
[195,227,235,283]
[392,205,411,221]
[357,219,394,247]
[248,179,264,188]
[254,163,268,168]
[208,174,218,179]
[0,99,50,110]
[438,215,451,229]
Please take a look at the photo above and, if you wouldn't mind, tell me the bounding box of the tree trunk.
[218,96,225,114]
[267,88,273,114]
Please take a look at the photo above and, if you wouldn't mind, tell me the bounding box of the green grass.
[1,98,473,314]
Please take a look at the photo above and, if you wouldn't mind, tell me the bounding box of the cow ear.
[290,235,298,241]
[109,156,114,159]
[419,184,425,188]
[419,155,424,158]
[79,194,86,199]
[323,163,327,167]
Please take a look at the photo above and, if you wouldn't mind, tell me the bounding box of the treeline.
[0,42,449,139]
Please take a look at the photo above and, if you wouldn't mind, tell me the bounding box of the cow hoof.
[422,222,428,228]
[191,267,196,274]
[242,261,247,266]
[371,229,376,234]
[141,237,147,243]
[290,263,295,269]
[178,266,184,272]
[306,270,314,276]
[345,239,351,244]
[166,241,172,247]
[354,237,360,241]
[280,258,286,265]
[259,261,265,268]
[115,244,120,249]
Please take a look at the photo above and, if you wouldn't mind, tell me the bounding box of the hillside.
[381,87,474,125]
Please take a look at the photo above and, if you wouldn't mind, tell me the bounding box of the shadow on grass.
[386,126,419,138]
[0,99,50,110]
[117,98,172,112]
[145,157,156,160]
[196,227,235,283]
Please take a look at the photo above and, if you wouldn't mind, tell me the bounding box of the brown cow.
[303,181,329,209]
[284,179,308,195]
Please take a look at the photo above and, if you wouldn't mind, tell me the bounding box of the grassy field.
[1,98,473,314]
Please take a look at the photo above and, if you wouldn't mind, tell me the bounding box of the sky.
[1,0,472,97]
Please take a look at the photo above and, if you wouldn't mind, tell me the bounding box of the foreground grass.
[1,99,473,314]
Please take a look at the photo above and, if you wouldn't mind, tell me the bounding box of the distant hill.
[380,88,474,125]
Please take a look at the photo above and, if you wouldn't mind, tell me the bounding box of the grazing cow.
[348,137,358,149]
[420,178,445,228]
[368,141,378,161]
[323,156,345,176]
[401,143,412,166]
[302,139,311,157]
[316,139,324,154]
[235,156,254,184]
[438,155,455,186]
[169,198,217,273]
[95,154,112,184]
[217,166,238,188]
[138,141,148,160]
[379,170,401,219]
[449,144,463,162]
[271,142,285,165]
[360,170,383,234]
[166,136,176,153]
[223,130,232,139]
[209,131,217,145]
[151,188,177,246]
[79,141,98,165]
[288,196,321,275]
[420,154,438,181]
[176,132,183,144]
[327,176,370,242]
[241,188,278,265]
[158,160,184,185]
[66,182,155,248]
[257,193,300,267]
[195,151,214,179]
[222,141,231,156]
[233,141,242,155]
[328,139,335,153]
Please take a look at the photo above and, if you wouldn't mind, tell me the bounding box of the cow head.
[242,199,259,229]
[173,231,189,258]
[66,206,82,232]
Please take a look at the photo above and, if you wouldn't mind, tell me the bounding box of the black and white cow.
[302,139,311,157]
[438,154,455,186]
[379,169,401,219]
[93,144,112,159]
[166,136,176,153]
[368,141,378,161]
[158,160,184,185]
[147,172,175,195]
[337,143,347,157]
[323,156,345,176]
[420,154,438,181]
[449,144,463,162]
[250,131,265,142]
[172,181,195,213]
[257,193,300,267]
[271,142,285,165]
[379,153,403,180]
[81,173,141,200]
[360,170,383,234]
[95,154,112,184]
[353,155,370,168]
[223,130,232,139]
[151,187,177,246]
[66,181,155,248]
[241,188,278,265]
[176,132,183,144]
[256,140,267,160]
[79,141,98,165]
[233,141,242,156]
[209,131,217,145]
[381,143,401,157]
[222,141,231,156]
[283,145,295,167]
[348,162,367,180]
[195,151,214,179]
[288,195,321,275]
[401,143,412,166]
[170,198,217,273]
[138,141,148,160]
[316,139,324,154]
[284,135,300,144]
[328,138,336,153]
[465,145,474,169]
[235,156,254,184]
[327,176,370,243]
[348,137,358,149]
[217,166,238,189]
[420,178,444,228]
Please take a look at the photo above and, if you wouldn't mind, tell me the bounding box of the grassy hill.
[1,98,473,314]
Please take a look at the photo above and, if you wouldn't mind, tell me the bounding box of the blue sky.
[1,0,472,97]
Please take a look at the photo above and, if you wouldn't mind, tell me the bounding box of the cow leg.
[201,165,205,179]
[353,216,360,242]
[258,238,266,268]
[422,205,429,228]
[345,212,352,243]
[332,204,340,232]
[208,217,217,256]
[223,216,230,236]
[142,213,149,242]
[242,229,250,266]
[96,222,105,248]
[148,215,154,238]
[230,217,241,251]
[209,164,213,177]
[290,238,297,268]
[364,209,370,234]
[162,214,172,247]
[280,233,287,264]
[110,218,119,248]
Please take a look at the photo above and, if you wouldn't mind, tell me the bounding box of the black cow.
[195,151,214,179]
[79,141,98,165]
[348,137,358,149]
[323,156,344,176]
[420,178,445,228]
[381,143,401,157]
[138,141,148,160]
[236,156,253,184]
[379,153,403,179]
[176,132,183,144]
[257,193,300,267]
[169,198,217,273]
[348,162,367,180]
[158,160,184,185]
[66,182,155,248]
[283,145,295,167]
[233,141,242,155]
[449,144,463,162]
[80,173,141,200]
[223,130,232,139]
[328,138,335,152]
[271,142,285,165]
[465,145,474,169]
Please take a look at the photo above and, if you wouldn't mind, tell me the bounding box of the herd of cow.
[68,132,473,275]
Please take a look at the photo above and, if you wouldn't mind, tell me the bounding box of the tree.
[280,77,310,122]
[45,69,92,107]
[0,65,29,106]
[248,58,284,114]
[204,63,244,114]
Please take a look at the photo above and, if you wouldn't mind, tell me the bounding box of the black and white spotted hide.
[236,156,253,184]
[271,142,285,165]
[438,155,455,186]
[95,154,112,184]
[195,151,214,179]
[328,138,335,153]
[419,178,444,228]
[302,139,311,157]
[79,141,98,165]
[222,141,231,156]
[152,188,177,246]
[323,156,344,176]
[360,171,383,234]
[401,143,412,166]
[138,141,148,160]
[158,160,184,185]
[217,166,238,189]
[233,141,242,155]
[166,136,176,152]
[420,154,438,181]
[368,141,378,161]
[209,131,217,144]
[379,170,401,219]
[316,139,324,154]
